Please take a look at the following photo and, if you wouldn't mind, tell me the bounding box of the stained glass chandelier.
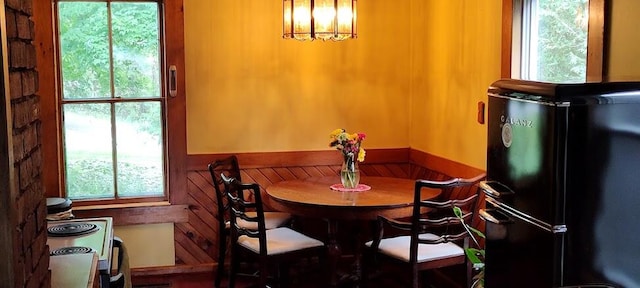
[283,0,357,41]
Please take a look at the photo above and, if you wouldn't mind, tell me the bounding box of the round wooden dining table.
[265,176,441,220]
[265,175,441,286]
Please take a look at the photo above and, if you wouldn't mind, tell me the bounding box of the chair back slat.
[415,231,469,245]
[231,224,261,238]
[221,173,268,247]
[421,194,478,210]
[409,174,485,263]
[431,173,485,201]
[416,211,472,228]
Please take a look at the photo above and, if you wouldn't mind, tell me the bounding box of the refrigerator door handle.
[480,180,515,198]
[479,208,513,224]
[486,197,567,234]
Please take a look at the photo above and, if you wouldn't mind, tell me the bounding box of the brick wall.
[6,0,50,287]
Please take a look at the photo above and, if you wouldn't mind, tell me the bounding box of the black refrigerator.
[480,79,640,288]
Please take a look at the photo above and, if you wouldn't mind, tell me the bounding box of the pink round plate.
[329,183,371,192]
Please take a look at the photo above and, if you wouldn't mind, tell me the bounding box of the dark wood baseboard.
[132,263,215,277]
[131,264,215,287]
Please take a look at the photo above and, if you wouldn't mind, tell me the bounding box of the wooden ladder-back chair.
[221,174,326,288]
[363,174,485,288]
[208,155,291,288]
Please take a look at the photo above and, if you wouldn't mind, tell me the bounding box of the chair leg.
[361,248,371,288]
[215,233,227,288]
[259,257,269,288]
[412,267,420,288]
[229,244,239,288]
[319,251,329,287]
[279,263,290,288]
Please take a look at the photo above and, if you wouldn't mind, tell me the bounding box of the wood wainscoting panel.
[175,170,218,265]
[409,149,485,178]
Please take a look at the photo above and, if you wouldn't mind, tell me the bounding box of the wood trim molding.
[501,0,513,79]
[409,149,485,178]
[132,263,214,277]
[188,148,484,178]
[130,264,215,287]
[34,0,60,199]
[501,0,607,82]
[186,148,410,171]
[164,0,188,205]
[0,0,15,281]
[73,204,188,226]
[586,0,606,82]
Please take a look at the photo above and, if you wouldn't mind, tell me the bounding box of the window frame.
[57,0,166,202]
[501,0,607,82]
[41,0,186,207]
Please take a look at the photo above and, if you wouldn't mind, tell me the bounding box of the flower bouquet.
[329,128,366,189]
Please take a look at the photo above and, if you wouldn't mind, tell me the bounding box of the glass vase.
[340,154,360,189]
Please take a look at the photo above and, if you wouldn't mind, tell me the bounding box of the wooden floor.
[132,262,467,288]
[133,273,417,288]
[132,220,469,288]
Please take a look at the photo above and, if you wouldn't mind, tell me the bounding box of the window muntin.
[57,1,165,200]
[513,0,590,83]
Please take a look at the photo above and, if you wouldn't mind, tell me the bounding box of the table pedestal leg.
[352,222,363,285]
[326,219,341,287]
[326,219,369,287]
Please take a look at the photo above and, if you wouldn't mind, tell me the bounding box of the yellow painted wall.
[408,1,502,170]
[608,0,640,81]
[185,1,412,154]
[113,223,175,268]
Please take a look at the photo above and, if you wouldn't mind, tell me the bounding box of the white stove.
[47,217,114,287]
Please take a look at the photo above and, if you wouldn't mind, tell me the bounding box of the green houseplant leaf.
[454,205,485,288]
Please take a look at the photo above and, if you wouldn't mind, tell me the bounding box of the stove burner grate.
[50,246,94,256]
[47,222,99,237]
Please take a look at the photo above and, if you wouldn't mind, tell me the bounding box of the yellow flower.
[357,148,366,162]
[330,128,344,139]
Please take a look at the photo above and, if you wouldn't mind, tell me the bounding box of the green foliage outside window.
[534,0,588,83]
[58,1,164,199]
[59,2,160,100]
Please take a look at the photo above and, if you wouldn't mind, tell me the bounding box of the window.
[504,0,605,82]
[56,1,167,201]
